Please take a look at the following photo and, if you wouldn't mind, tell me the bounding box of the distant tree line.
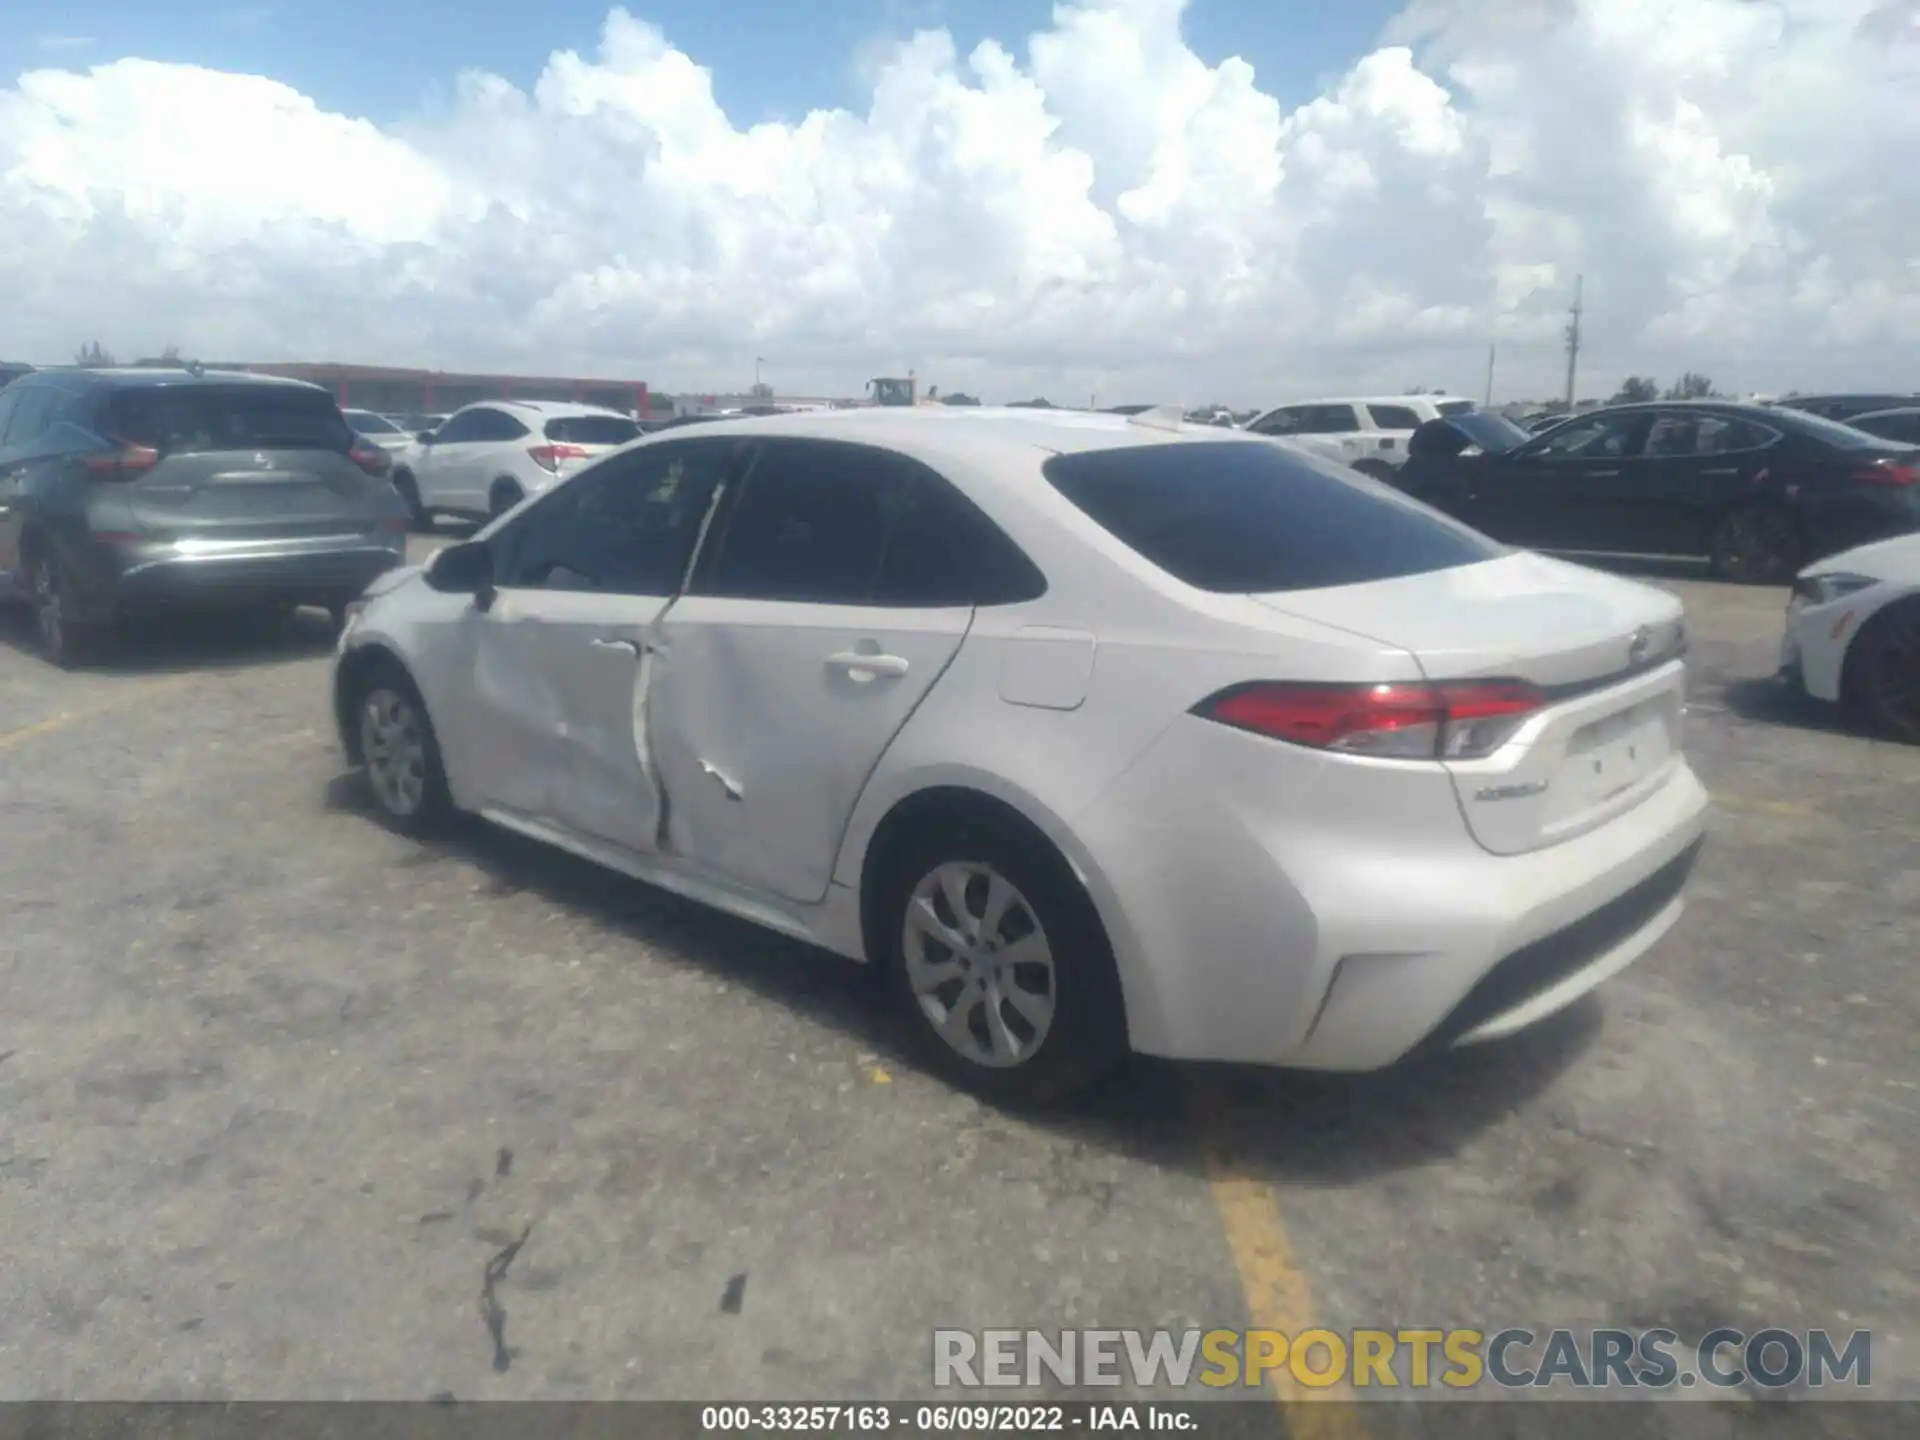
[1609,372,1716,404]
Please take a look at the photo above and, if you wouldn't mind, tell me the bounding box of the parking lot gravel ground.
[0,538,1915,1410]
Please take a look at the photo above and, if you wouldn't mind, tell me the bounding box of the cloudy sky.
[1,0,1916,406]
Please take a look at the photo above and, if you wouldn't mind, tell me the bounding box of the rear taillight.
[1196,679,1544,760]
[1852,460,1920,487]
[80,443,160,480]
[528,443,591,473]
[349,442,392,477]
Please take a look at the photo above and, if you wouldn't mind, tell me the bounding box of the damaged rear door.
[470,437,737,851]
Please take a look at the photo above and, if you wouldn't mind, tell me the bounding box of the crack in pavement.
[478,1223,534,1373]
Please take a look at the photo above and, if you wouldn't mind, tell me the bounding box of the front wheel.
[1847,597,1920,745]
[1709,503,1803,584]
[352,667,453,834]
[875,819,1127,1105]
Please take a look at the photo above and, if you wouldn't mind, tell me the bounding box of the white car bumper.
[1071,715,1712,1071]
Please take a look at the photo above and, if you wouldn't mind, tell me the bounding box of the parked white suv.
[392,400,642,528]
[334,406,1706,1103]
[1244,396,1478,480]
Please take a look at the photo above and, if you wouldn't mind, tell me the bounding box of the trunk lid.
[1252,551,1690,855]
[110,383,391,540]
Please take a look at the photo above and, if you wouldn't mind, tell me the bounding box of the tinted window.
[491,441,733,595]
[1295,404,1360,434]
[545,415,641,446]
[467,408,529,442]
[346,410,403,435]
[7,388,60,446]
[1776,408,1916,453]
[1435,399,1477,416]
[1431,411,1531,454]
[1042,440,1503,594]
[694,439,1044,607]
[433,409,485,442]
[1529,413,1643,460]
[1248,408,1305,437]
[1367,404,1423,431]
[1851,411,1920,445]
[108,385,352,454]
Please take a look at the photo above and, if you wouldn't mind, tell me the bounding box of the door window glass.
[693,438,1044,607]
[1530,413,1644,461]
[432,409,484,443]
[1248,408,1305,437]
[491,440,734,595]
[1366,404,1423,431]
[4,388,57,447]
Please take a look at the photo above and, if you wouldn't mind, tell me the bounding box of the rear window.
[1042,440,1504,594]
[110,385,352,454]
[1774,408,1916,453]
[545,415,641,446]
[347,410,403,435]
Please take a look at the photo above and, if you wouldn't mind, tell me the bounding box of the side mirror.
[416,430,437,445]
[426,540,495,606]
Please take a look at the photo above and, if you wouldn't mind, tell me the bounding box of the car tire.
[24,543,105,670]
[488,478,524,520]
[392,470,430,532]
[1845,596,1920,745]
[872,816,1127,1106]
[1708,503,1804,584]
[346,659,454,835]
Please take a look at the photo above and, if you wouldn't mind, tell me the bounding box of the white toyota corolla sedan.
[1780,530,1920,743]
[332,406,1710,1102]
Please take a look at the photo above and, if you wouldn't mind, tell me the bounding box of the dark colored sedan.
[0,367,410,666]
[1397,402,1920,583]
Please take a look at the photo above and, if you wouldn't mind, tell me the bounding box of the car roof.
[1852,406,1920,421]
[461,398,632,419]
[1266,395,1466,409]
[18,367,327,395]
[636,406,1278,493]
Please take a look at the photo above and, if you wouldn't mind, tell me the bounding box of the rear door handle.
[826,651,910,679]
[590,637,641,655]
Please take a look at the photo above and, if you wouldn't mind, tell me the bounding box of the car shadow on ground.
[0,605,340,675]
[1720,674,1862,737]
[324,770,1601,1186]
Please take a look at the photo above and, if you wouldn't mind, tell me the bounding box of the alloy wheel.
[901,861,1057,1069]
[359,686,430,817]
[1859,604,1920,741]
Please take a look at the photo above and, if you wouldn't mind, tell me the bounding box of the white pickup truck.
[1242,395,1478,480]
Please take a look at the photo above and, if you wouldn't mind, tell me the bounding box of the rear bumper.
[66,534,406,622]
[1071,714,1712,1071]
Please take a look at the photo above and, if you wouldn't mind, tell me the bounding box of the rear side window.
[1042,440,1503,594]
[1366,404,1422,431]
[694,438,1045,607]
[545,415,641,446]
[1436,399,1477,416]
[109,386,353,454]
[1295,404,1360,434]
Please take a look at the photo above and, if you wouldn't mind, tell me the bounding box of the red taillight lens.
[528,443,591,473]
[349,442,392,477]
[1852,460,1920,487]
[80,443,160,480]
[1197,679,1544,760]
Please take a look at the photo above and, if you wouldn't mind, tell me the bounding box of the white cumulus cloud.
[0,0,1916,404]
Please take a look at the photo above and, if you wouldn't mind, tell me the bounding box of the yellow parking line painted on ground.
[1197,1104,1370,1440]
[0,676,191,751]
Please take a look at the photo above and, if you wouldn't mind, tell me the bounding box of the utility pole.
[1563,275,1583,409]
[1485,344,1496,406]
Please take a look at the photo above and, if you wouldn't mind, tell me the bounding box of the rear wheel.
[488,478,524,519]
[873,817,1126,1105]
[350,664,453,834]
[25,545,104,669]
[392,470,429,532]
[1846,597,1920,744]
[1709,503,1803,584]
